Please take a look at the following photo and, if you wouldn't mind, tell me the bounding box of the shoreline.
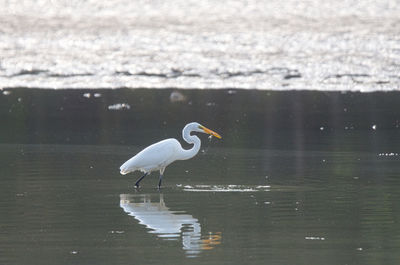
[1,86,400,93]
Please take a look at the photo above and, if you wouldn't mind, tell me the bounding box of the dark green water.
[1,88,400,265]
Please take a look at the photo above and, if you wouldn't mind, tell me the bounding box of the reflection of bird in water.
[119,122,221,188]
[119,194,221,257]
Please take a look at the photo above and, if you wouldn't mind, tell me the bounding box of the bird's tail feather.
[119,165,130,175]
[120,164,135,175]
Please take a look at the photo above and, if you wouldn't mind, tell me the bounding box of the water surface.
[1,0,399,91]
[1,89,400,264]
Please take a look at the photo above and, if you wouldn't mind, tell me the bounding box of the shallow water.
[1,88,400,264]
[1,0,399,91]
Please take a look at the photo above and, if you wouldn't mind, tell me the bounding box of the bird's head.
[188,122,222,139]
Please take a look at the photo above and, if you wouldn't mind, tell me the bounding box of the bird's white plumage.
[120,138,181,174]
[119,122,221,187]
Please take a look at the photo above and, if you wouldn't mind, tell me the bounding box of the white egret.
[119,122,222,188]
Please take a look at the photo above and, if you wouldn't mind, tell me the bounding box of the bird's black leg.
[135,173,148,188]
[158,175,164,189]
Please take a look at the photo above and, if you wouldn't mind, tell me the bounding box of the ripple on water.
[179,184,271,192]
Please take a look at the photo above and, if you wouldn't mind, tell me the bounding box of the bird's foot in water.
[133,173,148,189]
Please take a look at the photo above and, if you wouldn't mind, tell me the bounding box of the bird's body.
[119,122,221,188]
[120,138,182,174]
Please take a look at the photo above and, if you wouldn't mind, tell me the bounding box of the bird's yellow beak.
[200,126,222,139]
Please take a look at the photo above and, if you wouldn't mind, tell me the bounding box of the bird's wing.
[120,139,181,173]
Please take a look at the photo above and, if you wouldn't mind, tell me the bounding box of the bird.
[119,122,222,188]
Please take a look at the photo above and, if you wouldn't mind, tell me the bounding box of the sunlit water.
[1,88,400,264]
[1,0,399,91]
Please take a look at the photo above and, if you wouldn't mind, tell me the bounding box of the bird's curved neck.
[178,126,201,160]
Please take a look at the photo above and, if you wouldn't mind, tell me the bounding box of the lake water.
[1,88,400,264]
[1,0,399,91]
